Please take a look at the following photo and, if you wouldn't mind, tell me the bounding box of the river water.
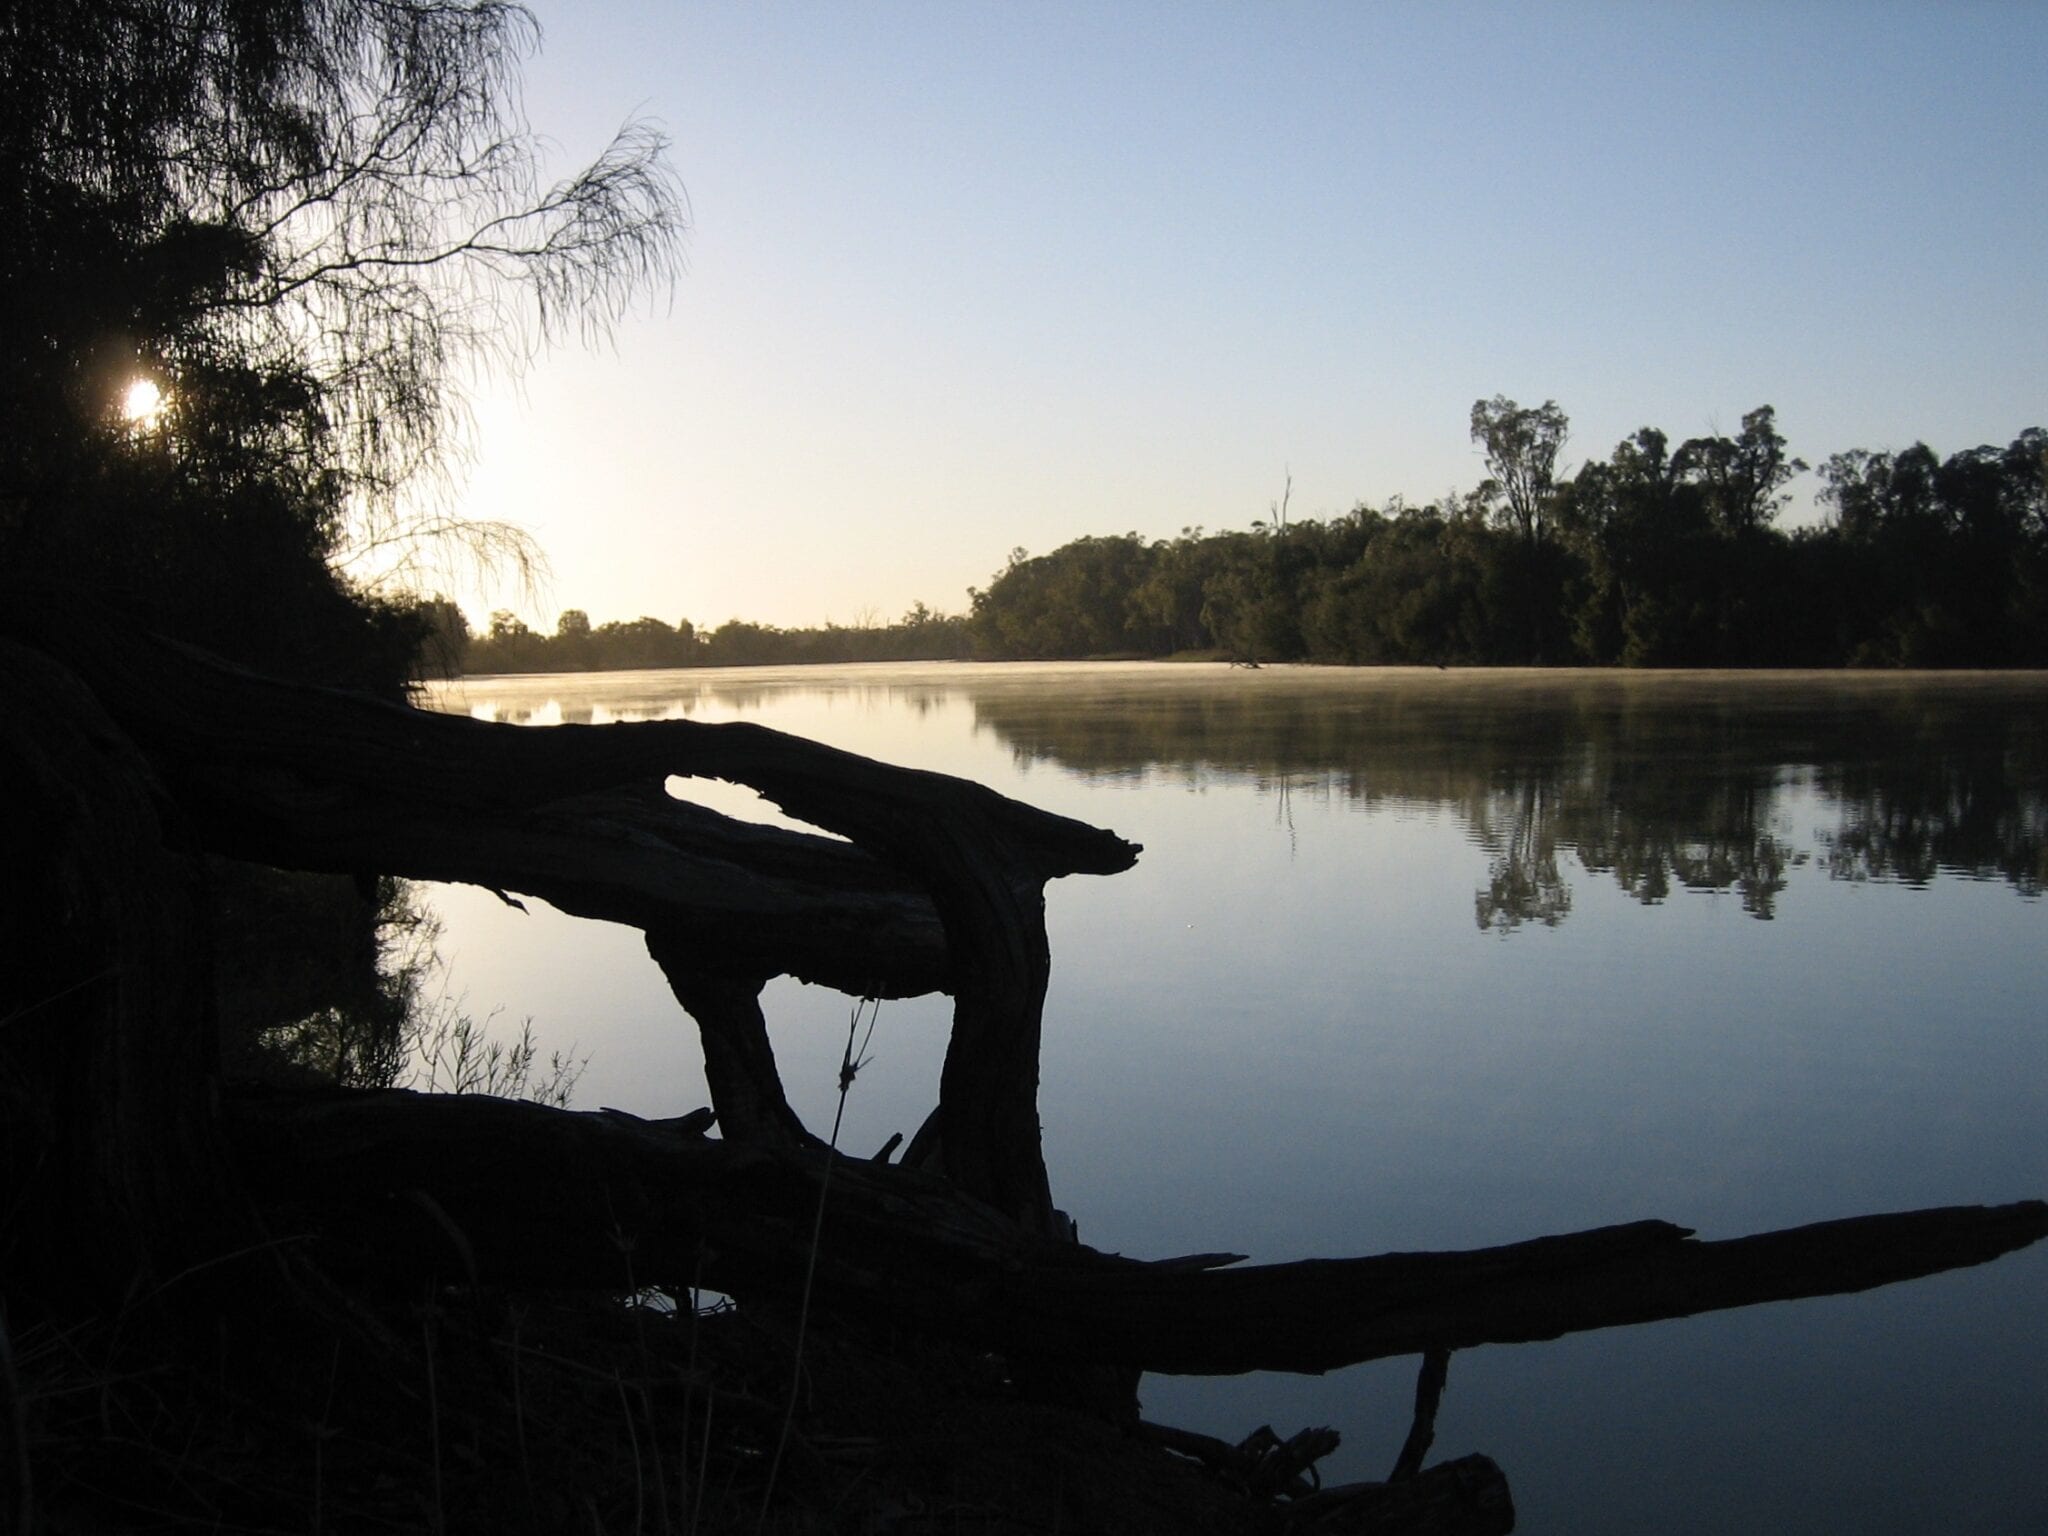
[423,662,2046,1534]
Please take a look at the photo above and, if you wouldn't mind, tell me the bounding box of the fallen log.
[0,595,1137,884]
[227,1087,2048,1378]
[356,780,958,1001]
[5,589,1140,1225]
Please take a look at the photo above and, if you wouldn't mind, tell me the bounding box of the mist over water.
[425,663,2047,1535]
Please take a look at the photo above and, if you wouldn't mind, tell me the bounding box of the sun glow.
[120,376,166,429]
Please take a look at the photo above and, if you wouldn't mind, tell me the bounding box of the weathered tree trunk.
[225,1087,2048,1377]
[642,949,816,1148]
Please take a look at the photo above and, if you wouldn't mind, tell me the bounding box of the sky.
[434,1,2048,632]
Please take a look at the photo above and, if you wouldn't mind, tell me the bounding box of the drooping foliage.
[0,0,684,691]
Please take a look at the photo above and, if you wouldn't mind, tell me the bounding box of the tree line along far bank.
[453,401,2048,675]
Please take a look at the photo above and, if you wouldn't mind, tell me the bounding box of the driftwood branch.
[228,1087,2048,1378]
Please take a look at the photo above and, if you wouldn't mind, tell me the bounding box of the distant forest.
[453,599,973,673]
[454,401,2048,673]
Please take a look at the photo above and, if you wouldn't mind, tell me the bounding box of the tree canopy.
[1470,395,1569,546]
[0,0,684,689]
[959,402,2048,670]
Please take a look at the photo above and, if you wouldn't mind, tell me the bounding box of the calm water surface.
[424,663,2047,1535]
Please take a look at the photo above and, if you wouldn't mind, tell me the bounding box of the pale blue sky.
[444,1,2047,631]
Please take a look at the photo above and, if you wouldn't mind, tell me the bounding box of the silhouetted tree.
[1469,397,1577,661]
[1674,406,1807,537]
[968,536,1157,658]
[1128,527,1227,652]
[1814,438,2044,666]
[1298,501,1493,664]
[1471,396,1570,547]
[0,0,683,688]
[416,596,473,678]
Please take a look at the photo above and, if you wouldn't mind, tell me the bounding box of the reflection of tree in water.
[1818,733,2048,896]
[1468,765,1802,929]
[1551,767,1802,921]
[1262,771,1327,860]
[1471,780,1573,931]
[964,673,2048,927]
